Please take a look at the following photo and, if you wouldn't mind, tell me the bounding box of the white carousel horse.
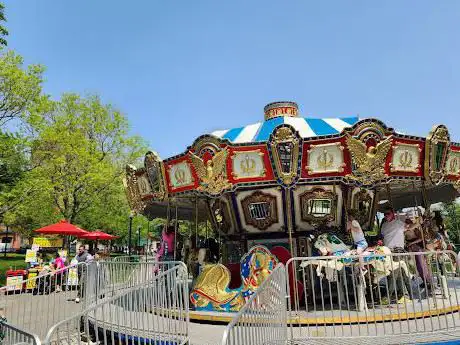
[300,233,413,311]
[301,233,412,284]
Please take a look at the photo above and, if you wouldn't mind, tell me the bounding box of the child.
[53,252,65,292]
[347,209,368,273]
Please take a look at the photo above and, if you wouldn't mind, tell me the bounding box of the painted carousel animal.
[190,245,278,312]
[300,233,413,311]
[301,233,412,284]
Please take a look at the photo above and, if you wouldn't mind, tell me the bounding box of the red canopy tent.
[80,230,119,241]
[35,220,88,237]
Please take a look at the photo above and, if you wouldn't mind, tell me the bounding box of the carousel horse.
[303,233,412,284]
[190,245,278,312]
[301,233,413,311]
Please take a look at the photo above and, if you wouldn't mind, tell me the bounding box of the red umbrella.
[35,220,89,237]
[80,230,119,241]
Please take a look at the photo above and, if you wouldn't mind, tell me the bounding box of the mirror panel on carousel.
[235,188,284,233]
[209,197,236,235]
[293,185,342,232]
[350,188,375,231]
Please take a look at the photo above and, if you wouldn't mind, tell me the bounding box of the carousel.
[124,101,460,323]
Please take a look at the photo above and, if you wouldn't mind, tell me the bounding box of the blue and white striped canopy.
[211,116,359,143]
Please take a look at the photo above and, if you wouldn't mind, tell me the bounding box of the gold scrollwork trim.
[270,127,299,185]
[425,125,450,185]
[308,142,345,151]
[231,149,267,179]
[393,142,423,151]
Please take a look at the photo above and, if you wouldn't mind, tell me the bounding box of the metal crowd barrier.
[221,263,287,345]
[0,260,189,343]
[1,318,41,345]
[84,260,188,305]
[105,254,156,263]
[286,250,460,344]
[44,264,190,345]
[0,262,88,340]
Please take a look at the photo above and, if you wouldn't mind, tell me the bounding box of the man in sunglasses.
[380,206,413,304]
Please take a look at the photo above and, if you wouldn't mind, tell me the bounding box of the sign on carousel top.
[211,101,359,143]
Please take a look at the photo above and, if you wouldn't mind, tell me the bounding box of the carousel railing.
[0,321,41,345]
[0,262,88,341]
[286,250,460,344]
[221,263,288,345]
[43,264,190,345]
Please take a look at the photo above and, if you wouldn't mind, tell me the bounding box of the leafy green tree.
[4,93,148,237]
[0,51,43,126]
[443,201,460,245]
[0,3,8,46]
[31,93,147,223]
[0,50,44,218]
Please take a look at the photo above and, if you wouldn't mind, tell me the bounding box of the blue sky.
[4,1,460,158]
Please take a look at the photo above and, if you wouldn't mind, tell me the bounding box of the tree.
[29,93,147,223]
[0,131,32,218]
[3,93,148,237]
[0,50,44,218]
[0,3,8,47]
[443,201,460,245]
[0,51,44,126]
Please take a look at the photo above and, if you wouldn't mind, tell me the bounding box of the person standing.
[75,245,91,303]
[346,210,368,273]
[53,252,66,293]
[381,206,412,304]
[156,225,176,262]
[404,219,433,292]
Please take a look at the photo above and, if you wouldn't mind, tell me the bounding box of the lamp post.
[128,213,134,257]
[4,224,8,258]
[137,225,141,253]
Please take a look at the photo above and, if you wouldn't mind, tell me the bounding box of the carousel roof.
[211,116,359,143]
[209,102,360,143]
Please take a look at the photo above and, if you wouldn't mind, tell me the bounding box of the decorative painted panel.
[390,142,422,174]
[299,188,337,225]
[446,150,460,177]
[137,173,153,198]
[350,188,375,229]
[231,150,266,180]
[241,191,278,231]
[168,161,194,190]
[210,197,235,235]
[236,188,283,233]
[293,185,343,231]
[306,142,345,174]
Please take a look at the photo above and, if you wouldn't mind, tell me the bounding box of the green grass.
[0,254,27,286]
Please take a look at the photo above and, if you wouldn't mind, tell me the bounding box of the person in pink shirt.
[156,225,176,262]
[53,253,66,292]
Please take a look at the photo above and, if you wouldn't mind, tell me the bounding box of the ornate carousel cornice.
[123,101,460,214]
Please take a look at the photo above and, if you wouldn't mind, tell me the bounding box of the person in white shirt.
[381,208,406,250]
[380,206,412,304]
[347,210,368,273]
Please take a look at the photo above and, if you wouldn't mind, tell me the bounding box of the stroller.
[32,266,55,295]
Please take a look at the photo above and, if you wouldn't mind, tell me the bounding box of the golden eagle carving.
[190,149,232,195]
[346,134,392,185]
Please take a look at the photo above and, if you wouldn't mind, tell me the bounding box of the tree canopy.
[0,46,150,241]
